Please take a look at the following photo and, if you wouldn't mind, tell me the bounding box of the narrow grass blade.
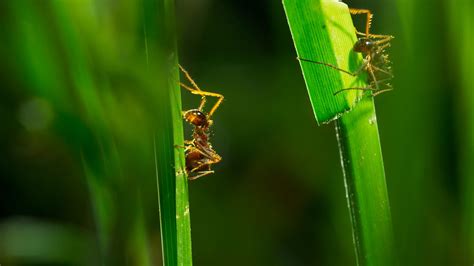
[283,0,366,124]
[145,0,193,265]
[393,0,449,264]
[447,1,474,261]
[283,0,394,265]
[336,98,394,265]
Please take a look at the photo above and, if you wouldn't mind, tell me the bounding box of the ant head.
[183,109,209,127]
[353,38,374,53]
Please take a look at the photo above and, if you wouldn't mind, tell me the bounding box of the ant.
[177,65,224,180]
[299,8,394,96]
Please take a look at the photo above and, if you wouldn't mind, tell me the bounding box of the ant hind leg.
[372,88,393,96]
[334,87,376,95]
[188,170,214,180]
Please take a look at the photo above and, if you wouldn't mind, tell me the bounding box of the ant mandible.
[299,8,394,96]
[178,65,224,180]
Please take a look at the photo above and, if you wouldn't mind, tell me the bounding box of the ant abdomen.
[186,150,207,171]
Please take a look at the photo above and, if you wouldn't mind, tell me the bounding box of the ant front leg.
[188,90,224,118]
[298,57,369,78]
[179,64,202,92]
[356,30,394,41]
[179,82,207,111]
[179,64,207,110]
[298,57,356,77]
[178,64,223,116]
[374,36,394,47]
[349,8,373,37]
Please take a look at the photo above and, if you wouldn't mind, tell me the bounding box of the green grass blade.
[283,0,394,265]
[447,1,474,261]
[145,0,193,265]
[336,98,394,265]
[283,0,366,124]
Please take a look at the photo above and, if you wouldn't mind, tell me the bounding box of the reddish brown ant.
[299,8,394,96]
[178,65,224,180]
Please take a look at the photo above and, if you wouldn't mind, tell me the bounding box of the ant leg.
[369,76,394,96]
[179,64,207,110]
[356,30,394,45]
[375,42,391,52]
[334,87,392,96]
[374,35,394,46]
[188,90,224,118]
[371,34,394,40]
[179,64,202,91]
[175,144,192,152]
[179,82,207,110]
[190,144,222,163]
[334,87,375,95]
[349,8,373,36]
[179,64,224,116]
[372,88,393,96]
[298,57,354,76]
[356,30,366,37]
[190,162,208,173]
[198,97,206,110]
[175,142,193,148]
[332,64,393,97]
[370,65,393,77]
[184,140,194,145]
[370,77,393,86]
[298,57,369,77]
[188,170,214,180]
[365,63,380,90]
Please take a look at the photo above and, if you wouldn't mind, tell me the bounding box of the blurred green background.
[0,0,472,265]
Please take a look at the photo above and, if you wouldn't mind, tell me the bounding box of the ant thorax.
[192,126,209,146]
